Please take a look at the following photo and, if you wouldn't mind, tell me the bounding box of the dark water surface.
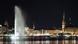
[1,36,78,44]
[2,40,78,44]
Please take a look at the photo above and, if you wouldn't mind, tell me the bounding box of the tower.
[3,20,9,33]
[4,20,9,27]
[62,12,65,33]
[69,17,71,25]
[33,24,35,29]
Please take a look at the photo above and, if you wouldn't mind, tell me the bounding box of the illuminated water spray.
[15,5,25,36]
[11,5,26,44]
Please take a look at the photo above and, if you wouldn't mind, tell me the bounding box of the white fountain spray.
[15,5,25,37]
[11,5,26,44]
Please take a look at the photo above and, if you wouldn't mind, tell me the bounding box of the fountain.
[15,5,25,37]
[10,5,26,44]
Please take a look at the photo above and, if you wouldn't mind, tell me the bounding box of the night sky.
[0,0,78,29]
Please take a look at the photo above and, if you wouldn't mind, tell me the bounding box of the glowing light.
[10,34,19,40]
[0,25,2,27]
[64,35,70,37]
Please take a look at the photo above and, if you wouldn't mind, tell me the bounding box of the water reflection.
[2,40,78,44]
[11,40,25,44]
[2,36,78,44]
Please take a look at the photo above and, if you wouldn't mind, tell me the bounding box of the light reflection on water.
[2,40,78,44]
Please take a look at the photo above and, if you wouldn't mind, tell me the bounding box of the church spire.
[62,11,65,32]
[69,17,71,24]
[4,20,9,27]
[33,24,35,29]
